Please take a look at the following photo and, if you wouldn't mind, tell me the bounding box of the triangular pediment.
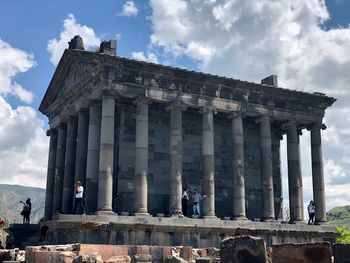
[39,49,99,114]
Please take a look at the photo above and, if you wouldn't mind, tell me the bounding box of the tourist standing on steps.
[192,189,206,218]
[307,200,316,225]
[74,181,85,215]
[20,198,31,224]
[182,187,189,216]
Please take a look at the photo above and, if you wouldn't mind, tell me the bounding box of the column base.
[204,215,218,219]
[170,212,184,218]
[261,217,276,222]
[232,216,248,221]
[134,212,150,217]
[314,220,328,225]
[96,210,115,216]
[289,219,304,224]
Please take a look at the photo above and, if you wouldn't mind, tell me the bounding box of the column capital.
[228,111,245,119]
[46,128,57,137]
[102,85,117,97]
[255,115,270,124]
[68,115,78,124]
[59,122,67,129]
[88,99,102,108]
[307,123,327,131]
[200,106,217,114]
[166,100,187,112]
[133,96,151,106]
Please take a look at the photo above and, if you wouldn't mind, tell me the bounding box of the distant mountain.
[0,184,45,225]
[327,205,350,229]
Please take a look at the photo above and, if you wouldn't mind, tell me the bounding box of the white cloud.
[0,39,35,103]
[0,96,48,188]
[149,0,350,209]
[132,51,158,63]
[120,1,139,17]
[0,40,48,188]
[47,14,100,66]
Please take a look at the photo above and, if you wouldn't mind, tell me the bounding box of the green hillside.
[0,184,45,225]
[327,205,350,229]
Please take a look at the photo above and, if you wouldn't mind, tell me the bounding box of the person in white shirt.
[307,200,316,225]
[192,189,206,218]
[74,181,85,215]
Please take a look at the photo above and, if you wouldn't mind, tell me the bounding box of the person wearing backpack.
[20,198,31,224]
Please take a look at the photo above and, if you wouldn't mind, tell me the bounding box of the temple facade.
[40,36,335,225]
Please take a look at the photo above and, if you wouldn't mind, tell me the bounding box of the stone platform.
[45,214,338,248]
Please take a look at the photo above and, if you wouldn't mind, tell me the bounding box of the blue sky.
[1,0,350,213]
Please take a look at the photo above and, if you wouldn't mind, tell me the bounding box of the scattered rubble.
[0,236,348,262]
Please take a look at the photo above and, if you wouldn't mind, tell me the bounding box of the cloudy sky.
[0,0,350,212]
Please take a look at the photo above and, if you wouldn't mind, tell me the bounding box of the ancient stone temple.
[39,36,337,246]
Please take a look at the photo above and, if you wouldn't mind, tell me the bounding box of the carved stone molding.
[200,105,217,114]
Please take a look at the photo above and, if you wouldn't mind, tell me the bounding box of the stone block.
[334,244,350,263]
[220,235,267,263]
[131,254,152,263]
[34,251,61,263]
[165,255,188,263]
[271,242,332,263]
[105,255,132,263]
[136,246,150,255]
[150,246,172,263]
[179,246,193,262]
[73,253,103,263]
[0,249,17,262]
[79,244,128,261]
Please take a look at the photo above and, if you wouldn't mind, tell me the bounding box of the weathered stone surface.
[164,255,188,263]
[150,246,172,263]
[79,244,128,261]
[57,251,79,263]
[0,249,17,262]
[73,253,103,263]
[271,242,331,263]
[131,254,152,263]
[105,255,132,263]
[333,244,350,263]
[220,235,267,263]
[68,35,84,50]
[179,246,193,262]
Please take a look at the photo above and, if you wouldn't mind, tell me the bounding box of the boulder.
[271,242,332,263]
[73,253,103,263]
[131,254,152,263]
[220,235,268,263]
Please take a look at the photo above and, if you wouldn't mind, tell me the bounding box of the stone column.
[44,128,58,219]
[62,116,78,214]
[168,101,186,217]
[75,110,89,187]
[53,123,67,213]
[134,98,150,216]
[310,123,327,223]
[85,103,102,214]
[258,116,275,221]
[286,121,303,222]
[231,112,246,219]
[97,95,115,213]
[201,106,216,218]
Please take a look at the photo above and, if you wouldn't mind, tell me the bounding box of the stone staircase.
[6,224,48,249]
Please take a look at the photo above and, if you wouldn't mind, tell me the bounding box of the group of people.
[19,181,317,223]
[19,180,85,225]
[181,188,207,217]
